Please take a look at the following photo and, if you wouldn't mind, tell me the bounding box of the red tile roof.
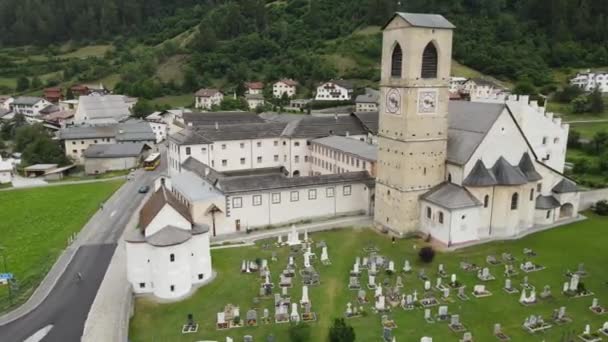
[245,82,264,90]
[139,186,193,232]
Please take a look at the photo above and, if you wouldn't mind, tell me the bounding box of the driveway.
[10,175,47,188]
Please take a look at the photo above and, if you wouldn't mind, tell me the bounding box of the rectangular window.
[240,158,246,165]
[294,142,300,147]
[240,143,245,148]
[198,274,203,280]
[356,159,360,167]
[326,187,335,198]
[537,183,542,192]
[362,161,366,169]
[72,149,77,153]
[232,197,242,208]
[221,144,226,150]
[304,156,309,162]
[274,141,278,146]
[257,142,262,147]
[170,285,175,292]
[274,155,279,162]
[222,160,227,166]
[253,195,262,206]
[186,147,191,155]
[139,283,145,289]
[294,155,300,163]
[272,193,281,204]
[72,141,76,145]
[202,147,207,153]
[211,160,215,167]
[308,189,317,200]
[257,156,262,163]
[343,185,352,196]
[290,191,299,202]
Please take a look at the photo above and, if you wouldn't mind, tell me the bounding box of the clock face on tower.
[386,88,401,114]
[418,89,438,114]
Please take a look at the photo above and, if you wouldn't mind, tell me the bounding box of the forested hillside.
[1,0,607,97]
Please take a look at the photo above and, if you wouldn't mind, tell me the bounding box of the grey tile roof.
[145,226,192,247]
[83,143,146,159]
[13,96,44,106]
[447,101,506,165]
[552,179,579,193]
[462,160,497,187]
[59,122,154,141]
[351,112,379,135]
[59,125,117,139]
[312,136,377,161]
[188,122,287,142]
[389,12,455,29]
[182,111,264,126]
[355,92,379,104]
[535,195,561,209]
[76,95,132,121]
[518,153,542,182]
[284,115,368,138]
[491,157,529,186]
[421,182,481,210]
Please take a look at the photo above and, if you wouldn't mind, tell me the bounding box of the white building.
[168,158,373,236]
[449,77,467,93]
[310,136,377,177]
[245,94,265,110]
[125,183,213,300]
[355,88,379,112]
[74,95,133,124]
[11,97,52,117]
[315,80,354,101]
[462,78,506,100]
[244,82,264,95]
[0,96,12,110]
[273,79,298,98]
[0,158,12,184]
[194,89,223,110]
[570,70,608,93]
[59,99,79,111]
[83,143,149,174]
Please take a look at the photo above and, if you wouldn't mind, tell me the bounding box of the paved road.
[0,155,165,341]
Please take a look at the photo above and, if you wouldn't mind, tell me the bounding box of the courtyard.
[0,180,124,312]
[129,214,608,341]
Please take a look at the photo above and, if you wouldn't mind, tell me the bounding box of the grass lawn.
[57,44,112,59]
[548,101,608,123]
[0,180,124,311]
[150,94,193,108]
[570,122,608,139]
[156,55,189,83]
[130,215,608,341]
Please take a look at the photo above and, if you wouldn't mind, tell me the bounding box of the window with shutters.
[421,42,438,79]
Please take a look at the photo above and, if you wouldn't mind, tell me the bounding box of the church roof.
[139,186,193,232]
[518,153,542,182]
[535,195,561,210]
[552,179,579,194]
[145,225,192,247]
[491,157,528,186]
[462,160,497,187]
[420,182,482,210]
[384,13,456,30]
[447,101,506,165]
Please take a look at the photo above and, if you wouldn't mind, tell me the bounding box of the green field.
[570,122,608,139]
[130,215,608,341]
[150,94,193,108]
[0,181,124,311]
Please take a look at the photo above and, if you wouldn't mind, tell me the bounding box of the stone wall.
[579,189,608,210]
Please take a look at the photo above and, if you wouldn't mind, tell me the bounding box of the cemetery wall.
[579,188,608,210]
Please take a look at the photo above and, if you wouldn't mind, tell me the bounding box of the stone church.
[373,13,581,246]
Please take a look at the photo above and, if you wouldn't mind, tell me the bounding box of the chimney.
[215,122,219,130]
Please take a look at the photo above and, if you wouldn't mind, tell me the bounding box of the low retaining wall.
[580,188,608,211]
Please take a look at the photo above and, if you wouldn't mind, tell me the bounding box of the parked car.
[138,185,150,194]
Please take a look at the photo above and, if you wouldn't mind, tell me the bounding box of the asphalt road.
[0,156,164,342]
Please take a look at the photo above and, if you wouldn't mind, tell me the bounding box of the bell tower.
[373,13,455,235]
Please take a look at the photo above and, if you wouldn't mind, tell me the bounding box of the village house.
[59,121,155,163]
[11,96,52,117]
[0,96,12,110]
[83,143,150,174]
[461,78,506,100]
[146,109,192,137]
[43,87,63,103]
[244,81,264,95]
[42,109,75,128]
[70,83,110,97]
[74,95,133,124]
[355,88,380,112]
[273,79,298,98]
[245,93,265,110]
[570,69,608,93]
[59,99,79,111]
[125,182,213,300]
[449,76,467,93]
[315,80,355,101]
[310,135,377,177]
[194,89,224,110]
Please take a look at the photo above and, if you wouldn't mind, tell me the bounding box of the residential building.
[59,99,79,111]
[181,111,263,127]
[0,96,12,110]
[244,82,264,95]
[273,79,298,98]
[59,121,155,163]
[74,95,133,124]
[355,88,380,112]
[372,12,579,247]
[146,109,192,137]
[83,143,150,174]
[125,183,213,300]
[315,80,355,101]
[570,70,608,93]
[43,87,63,103]
[310,136,377,177]
[194,89,223,110]
[449,77,467,93]
[39,105,60,116]
[11,97,52,117]
[245,93,265,110]
[71,83,109,97]
[289,99,312,110]
[461,78,506,100]
[43,110,75,128]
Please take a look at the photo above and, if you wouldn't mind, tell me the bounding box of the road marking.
[110,210,117,217]
[23,324,53,342]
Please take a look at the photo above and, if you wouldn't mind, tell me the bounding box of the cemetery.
[129,215,608,341]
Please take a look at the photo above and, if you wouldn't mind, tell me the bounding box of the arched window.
[421,42,438,79]
[391,44,403,78]
[426,207,432,219]
[438,211,444,224]
[510,193,519,210]
[529,188,534,201]
[484,195,489,208]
